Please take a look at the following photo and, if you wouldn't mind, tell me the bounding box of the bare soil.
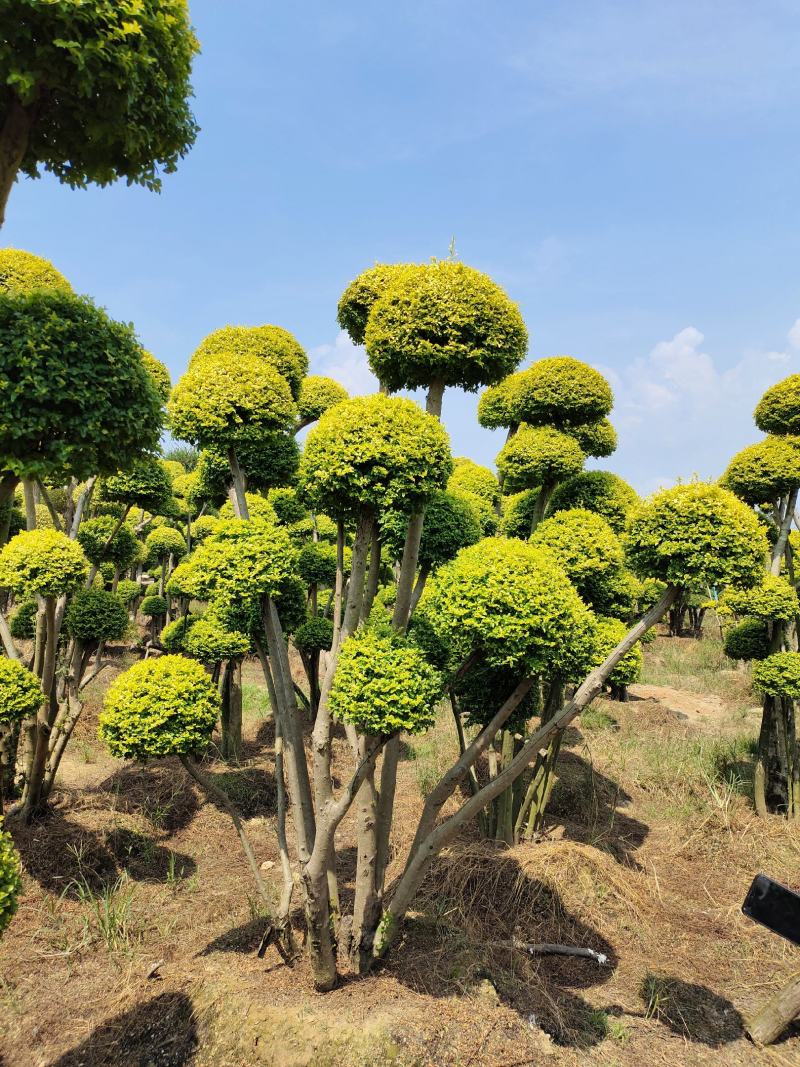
[1,637,799,1066]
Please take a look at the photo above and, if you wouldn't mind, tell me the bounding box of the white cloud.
[601,324,796,494]
[308,331,378,396]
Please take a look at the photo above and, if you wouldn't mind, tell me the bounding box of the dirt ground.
[1,633,799,1067]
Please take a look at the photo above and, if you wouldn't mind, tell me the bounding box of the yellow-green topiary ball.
[365,260,528,393]
[329,628,441,735]
[496,425,584,492]
[0,821,22,939]
[590,615,643,688]
[297,376,349,426]
[191,325,308,400]
[337,263,415,346]
[0,249,72,295]
[721,437,800,505]
[754,376,800,436]
[0,529,87,598]
[721,574,799,622]
[625,483,767,590]
[752,652,800,699]
[98,655,220,761]
[447,459,500,506]
[0,659,42,725]
[509,356,613,428]
[299,394,452,518]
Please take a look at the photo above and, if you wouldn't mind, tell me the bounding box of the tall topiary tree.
[0,0,199,226]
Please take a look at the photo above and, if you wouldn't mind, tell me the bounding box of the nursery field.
[1,627,798,1067]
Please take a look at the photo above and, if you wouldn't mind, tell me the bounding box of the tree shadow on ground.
[105,827,196,884]
[11,809,196,897]
[92,761,200,833]
[547,751,649,864]
[49,991,198,1067]
[198,916,268,955]
[390,848,621,1049]
[202,766,276,819]
[640,972,745,1046]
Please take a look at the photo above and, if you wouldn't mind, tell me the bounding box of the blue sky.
[5,0,800,493]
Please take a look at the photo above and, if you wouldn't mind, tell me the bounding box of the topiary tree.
[77,515,140,588]
[590,615,643,701]
[0,289,163,493]
[0,659,42,810]
[8,599,36,641]
[0,819,21,938]
[447,460,500,507]
[546,470,638,535]
[98,652,293,950]
[0,0,199,227]
[336,263,415,346]
[751,652,800,818]
[168,349,297,518]
[564,418,618,459]
[160,614,198,653]
[364,260,527,412]
[294,617,334,720]
[531,508,628,616]
[0,249,71,295]
[191,325,308,400]
[495,425,584,529]
[724,618,770,663]
[0,528,88,819]
[140,594,169,641]
[755,377,800,436]
[296,377,349,431]
[329,628,441,736]
[183,613,251,762]
[144,526,187,597]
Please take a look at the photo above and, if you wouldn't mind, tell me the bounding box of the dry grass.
[1,635,800,1065]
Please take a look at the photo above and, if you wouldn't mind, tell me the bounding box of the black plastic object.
[742,873,800,947]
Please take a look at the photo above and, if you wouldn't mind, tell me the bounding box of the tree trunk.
[372,584,680,962]
[0,94,34,230]
[746,973,800,1045]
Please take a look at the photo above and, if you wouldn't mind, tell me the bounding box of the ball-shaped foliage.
[625,483,767,590]
[160,614,198,653]
[365,261,527,392]
[9,599,37,640]
[722,574,799,622]
[721,437,800,504]
[77,516,140,570]
[294,617,334,654]
[189,516,220,543]
[297,376,349,425]
[724,618,771,662]
[173,519,298,606]
[65,589,128,643]
[298,542,338,586]
[191,326,308,400]
[145,526,187,565]
[531,509,627,613]
[447,460,500,506]
[0,291,163,481]
[752,653,800,699]
[115,579,141,606]
[329,628,441,735]
[511,357,613,428]
[421,538,595,677]
[0,822,22,940]
[168,352,296,450]
[272,575,308,636]
[337,263,414,346]
[268,488,307,526]
[449,490,498,536]
[0,249,71,295]
[140,595,168,618]
[141,351,171,404]
[0,658,42,725]
[566,418,617,459]
[300,395,452,518]
[0,529,87,597]
[754,376,800,436]
[547,470,638,535]
[496,426,584,492]
[184,615,251,663]
[591,615,643,688]
[218,494,278,524]
[98,656,220,761]
[500,489,539,539]
[477,375,522,430]
[381,491,482,568]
